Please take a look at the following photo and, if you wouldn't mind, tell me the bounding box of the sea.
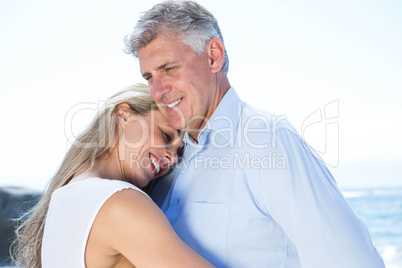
[343,187,402,267]
[1,187,401,267]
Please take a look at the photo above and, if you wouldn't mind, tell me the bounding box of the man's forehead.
[138,44,172,67]
[138,37,190,59]
[138,46,184,74]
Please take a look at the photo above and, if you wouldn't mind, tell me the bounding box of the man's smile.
[166,98,182,109]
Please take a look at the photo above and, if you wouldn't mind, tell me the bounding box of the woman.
[13,84,212,268]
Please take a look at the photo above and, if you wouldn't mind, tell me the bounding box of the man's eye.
[165,67,176,73]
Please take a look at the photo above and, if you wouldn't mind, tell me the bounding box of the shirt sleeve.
[254,128,385,267]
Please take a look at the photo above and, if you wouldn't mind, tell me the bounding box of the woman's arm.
[88,188,213,268]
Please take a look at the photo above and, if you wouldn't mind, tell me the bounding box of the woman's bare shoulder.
[94,188,167,240]
[85,189,155,266]
[102,188,159,218]
[89,188,213,267]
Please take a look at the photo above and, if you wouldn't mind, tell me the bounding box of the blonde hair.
[12,83,156,268]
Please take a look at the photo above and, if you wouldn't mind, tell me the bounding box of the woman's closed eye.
[162,131,172,143]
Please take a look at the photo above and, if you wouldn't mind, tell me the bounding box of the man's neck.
[189,73,231,143]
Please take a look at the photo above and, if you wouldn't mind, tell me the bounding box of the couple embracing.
[14,1,384,267]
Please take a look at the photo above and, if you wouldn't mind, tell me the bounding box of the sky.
[0,0,401,190]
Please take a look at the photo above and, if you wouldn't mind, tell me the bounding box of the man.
[125,1,385,267]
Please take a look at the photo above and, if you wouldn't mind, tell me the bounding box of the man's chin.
[166,112,188,130]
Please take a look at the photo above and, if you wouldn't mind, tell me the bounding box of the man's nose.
[150,75,170,101]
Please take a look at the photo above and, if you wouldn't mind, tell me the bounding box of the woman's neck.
[70,149,124,184]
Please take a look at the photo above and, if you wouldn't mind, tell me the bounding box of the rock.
[0,187,41,266]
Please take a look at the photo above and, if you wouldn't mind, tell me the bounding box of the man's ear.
[115,103,132,126]
[206,37,225,73]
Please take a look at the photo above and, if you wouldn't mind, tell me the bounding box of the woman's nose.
[163,149,178,167]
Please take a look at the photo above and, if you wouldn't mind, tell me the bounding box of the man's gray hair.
[124,0,229,73]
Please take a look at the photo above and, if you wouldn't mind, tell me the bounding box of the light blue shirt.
[150,88,384,267]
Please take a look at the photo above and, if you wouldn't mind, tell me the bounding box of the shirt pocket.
[175,201,229,267]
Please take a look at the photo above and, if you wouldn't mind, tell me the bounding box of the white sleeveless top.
[41,178,146,268]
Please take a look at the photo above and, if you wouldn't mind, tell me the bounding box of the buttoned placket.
[164,129,212,221]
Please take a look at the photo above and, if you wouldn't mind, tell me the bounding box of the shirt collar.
[183,87,243,146]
